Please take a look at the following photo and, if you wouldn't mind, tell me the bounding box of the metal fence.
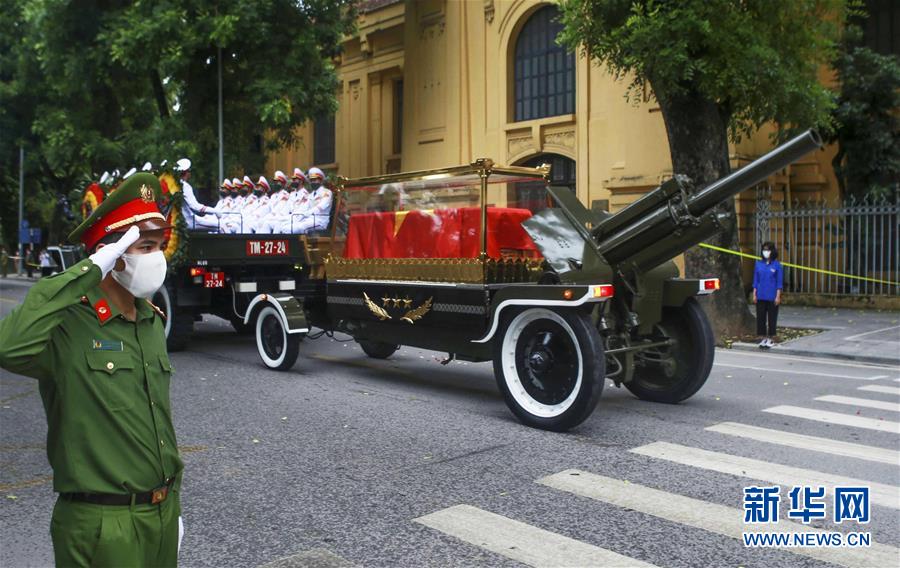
[754,188,899,296]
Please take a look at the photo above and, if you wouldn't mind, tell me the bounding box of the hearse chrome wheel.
[255,305,300,371]
[493,308,605,432]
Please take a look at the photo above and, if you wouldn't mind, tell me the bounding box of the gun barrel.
[688,129,822,215]
[592,129,822,270]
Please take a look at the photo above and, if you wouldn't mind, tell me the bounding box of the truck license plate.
[246,240,289,256]
[203,272,225,288]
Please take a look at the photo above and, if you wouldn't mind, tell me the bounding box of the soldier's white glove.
[88,225,141,278]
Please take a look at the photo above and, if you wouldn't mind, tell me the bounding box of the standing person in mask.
[0,173,183,567]
[752,241,783,349]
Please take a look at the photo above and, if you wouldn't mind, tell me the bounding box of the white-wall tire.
[493,307,604,431]
[255,305,300,371]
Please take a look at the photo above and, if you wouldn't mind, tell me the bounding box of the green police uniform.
[0,173,183,567]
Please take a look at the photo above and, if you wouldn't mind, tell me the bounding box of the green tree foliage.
[830,29,900,200]
[0,0,354,249]
[558,0,845,336]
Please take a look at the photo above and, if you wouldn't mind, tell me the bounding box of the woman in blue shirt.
[752,241,783,348]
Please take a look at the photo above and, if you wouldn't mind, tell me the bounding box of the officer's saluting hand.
[0,173,184,567]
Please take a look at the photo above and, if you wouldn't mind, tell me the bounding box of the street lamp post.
[218,47,224,184]
[18,145,24,275]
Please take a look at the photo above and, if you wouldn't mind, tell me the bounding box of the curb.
[728,341,900,368]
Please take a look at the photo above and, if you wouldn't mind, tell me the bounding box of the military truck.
[242,130,822,431]
[151,228,313,351]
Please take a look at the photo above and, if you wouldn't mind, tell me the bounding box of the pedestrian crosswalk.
[538,470,900,568]
[705,421,900,465]
[858,384,900,396]
[414,505,658,568]
[814,394,900,412]
[763,405,900,433]
[414,363,900,568]
[629,441,900,510]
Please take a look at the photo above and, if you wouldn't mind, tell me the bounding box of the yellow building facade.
[268,0,839,257]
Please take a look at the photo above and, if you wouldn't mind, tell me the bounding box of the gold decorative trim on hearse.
[324,257,543,284]
[362,292,433,324]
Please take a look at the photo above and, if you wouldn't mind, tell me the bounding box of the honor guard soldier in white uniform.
[176,159,221,232]
[213,179,234,216]
[275,169,310,233]
[280,167,332,234]
[256,170,291,233]
[248,176,272,233]
[235,176,260,233]
[257,171,293,233]
[218,179,243,234]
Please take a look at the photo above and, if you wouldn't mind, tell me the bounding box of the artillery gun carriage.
[237,130,821,431]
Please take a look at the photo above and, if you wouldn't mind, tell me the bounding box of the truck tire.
[357,340,399,359]
[626,297,714,403]
[255,305,301,371]
[152,284,193,352]
[493,307,604,432]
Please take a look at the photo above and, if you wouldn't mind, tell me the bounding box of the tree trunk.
[151,70,170,119]
[655,89,756,339]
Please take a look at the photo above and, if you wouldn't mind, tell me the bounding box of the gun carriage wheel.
[357,340,400,359]
[625,298,714,403]
[493,307,605,431]
[255,305,301,371]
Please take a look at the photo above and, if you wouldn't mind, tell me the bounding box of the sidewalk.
[732,305,900,367]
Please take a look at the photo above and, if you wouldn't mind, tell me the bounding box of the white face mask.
[762,250,771,259]
[111,251,168,298]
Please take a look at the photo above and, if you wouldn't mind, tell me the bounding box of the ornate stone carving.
[484,0,495,24]
[544,130,575,149]
[507,135,533,158]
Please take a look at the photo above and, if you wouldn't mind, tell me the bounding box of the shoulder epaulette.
[146,299,167,320]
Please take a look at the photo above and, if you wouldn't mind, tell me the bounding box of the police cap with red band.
[68,172,171,250]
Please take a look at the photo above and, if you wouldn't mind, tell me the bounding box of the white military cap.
[291,167,307,181]
[274,170,287,184]
[222,179,233,190]
[232,177,242,187]
[175,158,192,172]
[242,175,253,188]
[308,167,325,181]
[142,162,153,171]
[257,176,270,191]
[99,171,110,185]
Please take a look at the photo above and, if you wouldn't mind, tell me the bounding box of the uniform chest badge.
[92,339,124,351]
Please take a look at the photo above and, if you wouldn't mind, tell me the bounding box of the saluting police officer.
[0,173,184,567]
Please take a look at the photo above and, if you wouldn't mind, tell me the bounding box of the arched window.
[514,6,575,122]
[513,153,576,212]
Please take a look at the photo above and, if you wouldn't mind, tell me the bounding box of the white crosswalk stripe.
[858,385,900,396]
[815,394,900,413]
[713,362,884,380]
[414,504,657,568]
[705,422,900,465]
[538,470,900,568]
[763,405,900,434]
[629,441,900,510]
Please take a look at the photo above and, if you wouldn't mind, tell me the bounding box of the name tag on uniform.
[92,339,124,351]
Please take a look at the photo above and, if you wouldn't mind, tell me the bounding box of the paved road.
[2,278,899,567]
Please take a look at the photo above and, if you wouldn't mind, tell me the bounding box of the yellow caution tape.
[698,242,900,287]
